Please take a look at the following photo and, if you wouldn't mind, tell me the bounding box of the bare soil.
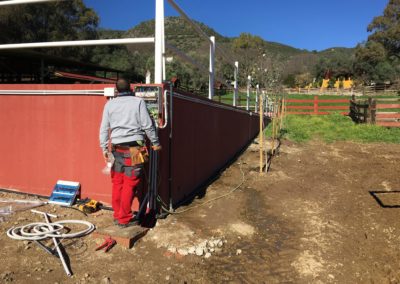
[1,139,400,284]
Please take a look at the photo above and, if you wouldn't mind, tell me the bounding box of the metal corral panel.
[0,85,260,208]
[169,90,259,205]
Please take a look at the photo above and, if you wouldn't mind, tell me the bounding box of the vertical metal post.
[233,61,239,107]
[259,93,264,174]
[209,36,215,100]
[154,0,164,84]
[161,10,166,82]
[255,84,259,113]
[246,75,251,111]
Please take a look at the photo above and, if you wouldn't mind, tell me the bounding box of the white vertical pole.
[233,61,239,107]
[209,36,215,100]
[246,75,251,111]
[155,0,164,84]
[161,11,166,82]
[255,84,259,113]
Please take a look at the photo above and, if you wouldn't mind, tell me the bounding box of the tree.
[295,72,313,88]
[0,0,98,60]
[367,0,400,58]
[354,0,400,83]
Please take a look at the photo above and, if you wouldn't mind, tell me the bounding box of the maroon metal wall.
[0,85,260,208]
[168,90,259,205]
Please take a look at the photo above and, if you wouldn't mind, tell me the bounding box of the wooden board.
[376,121,400,127]
[92,225,149,248]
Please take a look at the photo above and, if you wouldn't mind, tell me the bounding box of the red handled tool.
[95,236,116,253]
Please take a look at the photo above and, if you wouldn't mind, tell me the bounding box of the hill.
[94,17,355,87]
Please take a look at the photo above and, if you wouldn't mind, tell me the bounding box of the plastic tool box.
[48,180,80,206]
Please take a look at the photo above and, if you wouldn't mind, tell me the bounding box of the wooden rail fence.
[286,96,349,115]
[350,95,400,127]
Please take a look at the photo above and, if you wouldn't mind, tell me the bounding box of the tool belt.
[113,144,149,166]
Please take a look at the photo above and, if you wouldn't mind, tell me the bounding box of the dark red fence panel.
[0,85,260,209]
[168,91,259,205]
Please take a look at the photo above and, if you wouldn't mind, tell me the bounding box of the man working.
[99,79,161,227]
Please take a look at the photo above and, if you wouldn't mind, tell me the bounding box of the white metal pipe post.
[161,6,166,82]
[0,0,64,6]
[255,84,259,113]
[234,61,239,107]
[209,36,215,100]
[0,38,155,50]
[154,0,165,84]
[246,75,251,111]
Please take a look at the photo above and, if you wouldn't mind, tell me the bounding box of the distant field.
[265,114,400,144]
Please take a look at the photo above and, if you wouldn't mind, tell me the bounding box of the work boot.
[117,217,140,228]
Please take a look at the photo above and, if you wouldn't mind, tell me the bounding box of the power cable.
[158,160,246,214]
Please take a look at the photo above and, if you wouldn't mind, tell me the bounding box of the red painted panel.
[0,85,260,209]
[0,94,111,201]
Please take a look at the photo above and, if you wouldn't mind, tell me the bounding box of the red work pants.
[111,149,143,225]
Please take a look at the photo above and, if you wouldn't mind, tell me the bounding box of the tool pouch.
[129,146,149,166]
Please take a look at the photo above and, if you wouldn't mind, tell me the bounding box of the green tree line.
[0,0,398,89]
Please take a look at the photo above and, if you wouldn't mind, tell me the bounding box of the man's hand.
[103,151,109,163]
[152,145,162,151]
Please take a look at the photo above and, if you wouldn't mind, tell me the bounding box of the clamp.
[95,236,116,253]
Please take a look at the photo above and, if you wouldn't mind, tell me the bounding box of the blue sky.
[84,0,388,51]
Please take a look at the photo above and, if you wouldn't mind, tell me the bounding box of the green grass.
[266,114,400,144]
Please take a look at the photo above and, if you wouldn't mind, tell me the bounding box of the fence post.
[246,75,251,111]
[370,98,376,124]
[365,98,371,123]
[313,95,318,114]
[208,36,215,100]
[259,93,264,173]
[233,61,239,107]
[255,84,259,113]
[154,0,164,84]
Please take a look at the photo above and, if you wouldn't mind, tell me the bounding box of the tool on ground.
[30,209,72,276]
[48,180,80,206]
[95,236,116,252]
[76,198,100,214]
[7,209,95,277]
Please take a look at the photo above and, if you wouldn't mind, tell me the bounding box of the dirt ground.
[1,139,400,284]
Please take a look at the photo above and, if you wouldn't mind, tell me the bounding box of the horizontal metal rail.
[0,0,65,6]
[0,38,155,50]
[0,90,104,95]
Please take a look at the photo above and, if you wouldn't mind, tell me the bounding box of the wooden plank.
[377,104,400,109]
[286,106,314,109]
[286,111,348,115]
[92,225,149,249]
[286,111,314,115]
[318,99,349,103]
[376,113,400,119]
[377,121,400,127]
[286,99,314,103]
[375,98,400,102]
[319,105,348,110]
